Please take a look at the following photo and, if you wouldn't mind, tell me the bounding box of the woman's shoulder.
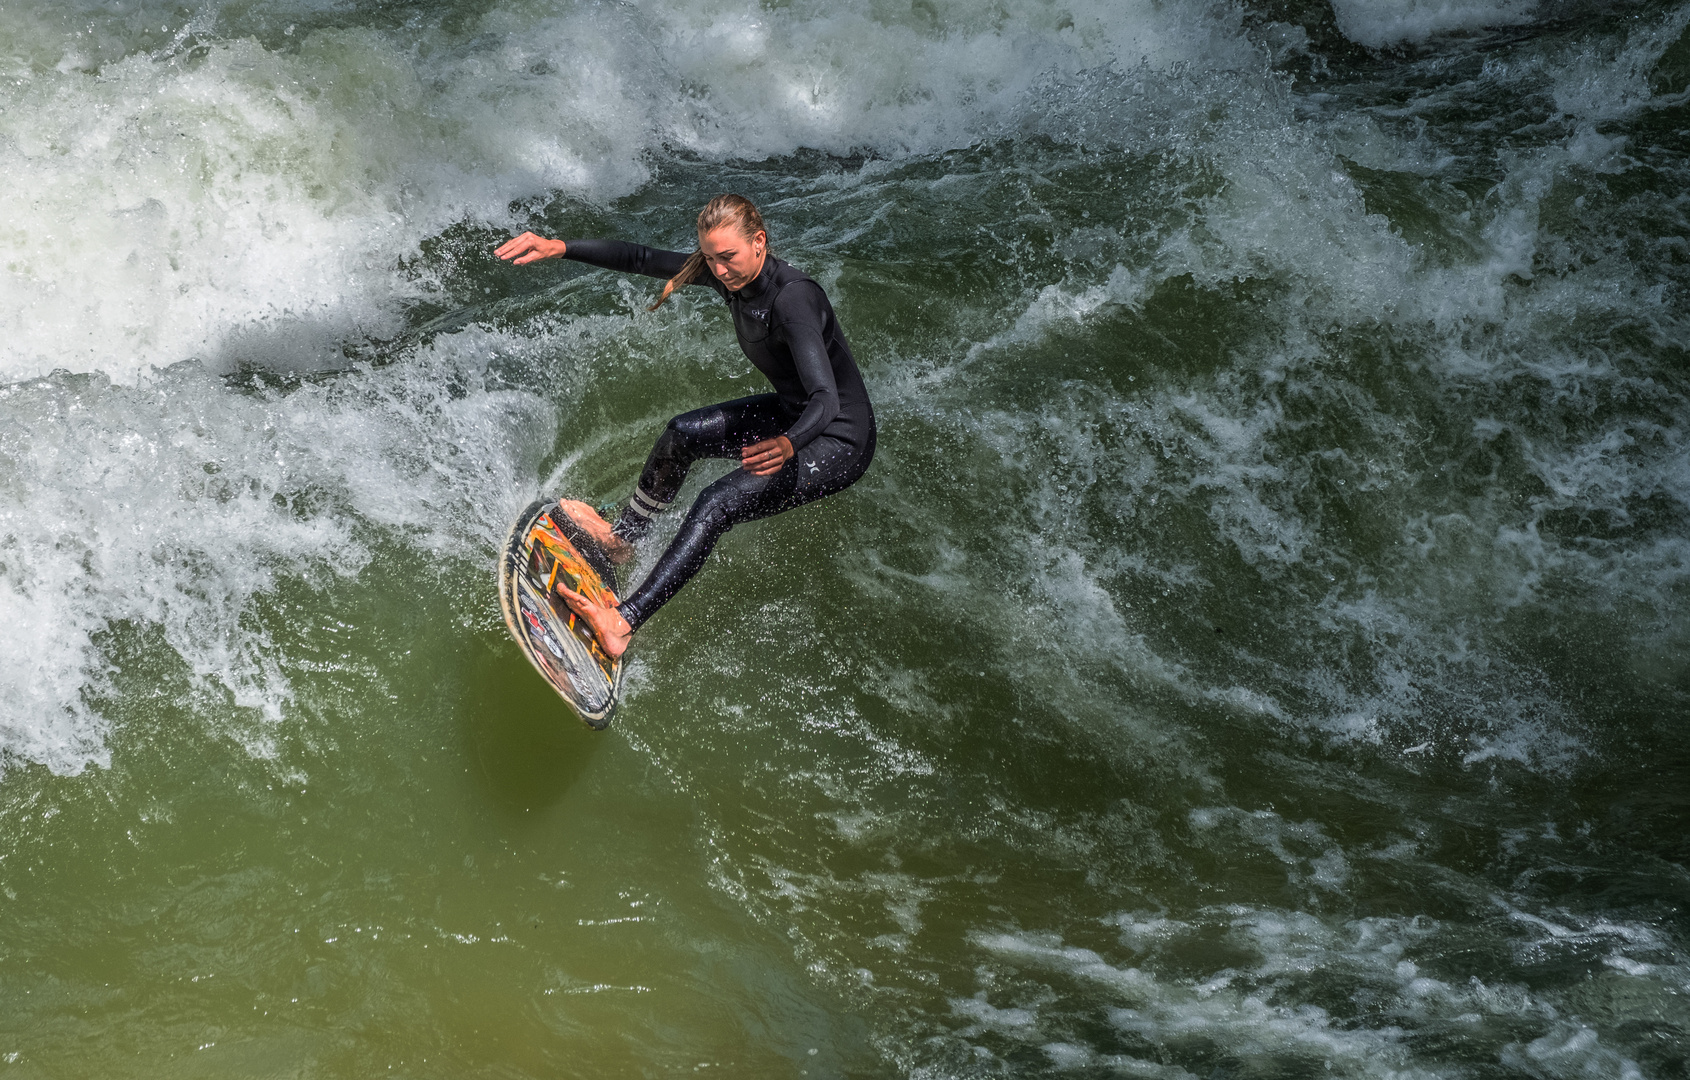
[770,259,828,311]
[770,255,816,284]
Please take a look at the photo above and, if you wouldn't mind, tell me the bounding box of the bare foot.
[555,499,633,565]
[555,583,632,659]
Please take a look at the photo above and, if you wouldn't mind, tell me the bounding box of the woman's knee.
[690,483,744,533]
[695,469,780,533]
[665,407,724,449]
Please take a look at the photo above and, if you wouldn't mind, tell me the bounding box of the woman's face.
[699,225,767,291]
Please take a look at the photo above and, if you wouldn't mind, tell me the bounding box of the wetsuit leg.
[617,427,875,631]
[612,395,786,541]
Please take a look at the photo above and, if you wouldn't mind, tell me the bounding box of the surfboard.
[498,499,624,728]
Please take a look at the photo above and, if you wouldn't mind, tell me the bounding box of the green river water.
[2,0,1688,1076]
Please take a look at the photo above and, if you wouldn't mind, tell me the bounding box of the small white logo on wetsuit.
[805,459,819,474]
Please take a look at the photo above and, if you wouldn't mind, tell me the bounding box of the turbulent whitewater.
[1,0,1686,1076]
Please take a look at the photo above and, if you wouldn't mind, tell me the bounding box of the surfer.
[495,194,875,658]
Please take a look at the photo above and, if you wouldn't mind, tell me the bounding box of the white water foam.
[0,0,1255,385]
[0,328,555,775]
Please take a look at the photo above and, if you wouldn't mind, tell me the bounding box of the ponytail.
[647,250,709,311]
[647,193,769,311]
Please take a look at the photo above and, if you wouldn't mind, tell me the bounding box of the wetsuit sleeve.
[562,239,691,281]
[773,283,841,452]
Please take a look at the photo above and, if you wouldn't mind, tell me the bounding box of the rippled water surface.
[2,0,1688,1076]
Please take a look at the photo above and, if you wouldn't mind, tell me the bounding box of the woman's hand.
[495,232,567,265]
[741,435,793,476]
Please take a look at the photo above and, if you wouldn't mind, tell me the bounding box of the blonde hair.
[647,194,768,311]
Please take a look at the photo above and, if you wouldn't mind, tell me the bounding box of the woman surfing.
[495,194,876,659]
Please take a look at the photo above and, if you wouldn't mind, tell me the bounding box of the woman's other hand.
[495,233,567,264]
[740,435,793,476]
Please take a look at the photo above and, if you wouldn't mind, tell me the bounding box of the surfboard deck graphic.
[498,499,623,728]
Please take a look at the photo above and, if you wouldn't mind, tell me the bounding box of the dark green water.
[2,0,1688,1076]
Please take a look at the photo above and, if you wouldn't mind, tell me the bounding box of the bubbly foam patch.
[1329,0,1538,49]
[955,897,1678,1077]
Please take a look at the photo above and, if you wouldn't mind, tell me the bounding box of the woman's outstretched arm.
[495,234,692,281]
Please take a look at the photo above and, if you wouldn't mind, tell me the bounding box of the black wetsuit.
[561,240,876,630]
